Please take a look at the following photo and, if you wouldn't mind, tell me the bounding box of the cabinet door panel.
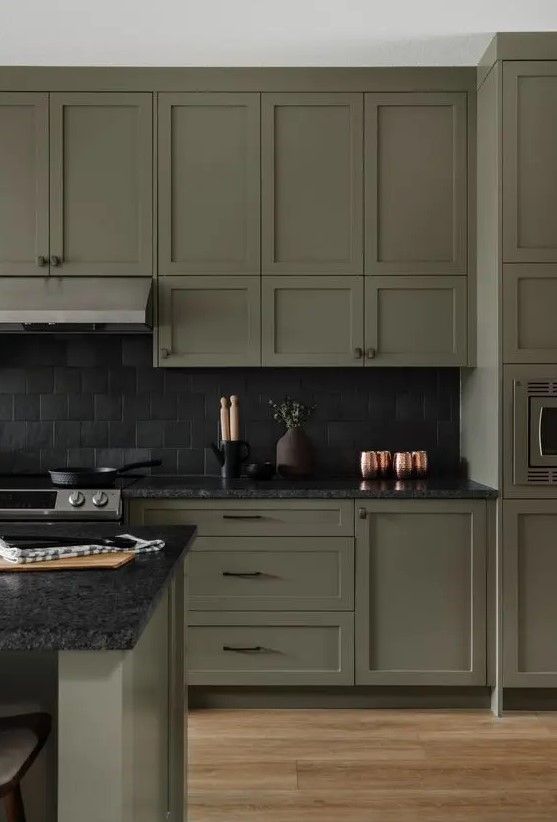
[504,500,557,687]
[158,276,261,366]
[503,264,557,362]
[365,93,467,275]
[262,275,364,366]
[0,93,48,275]
[50,93,152,275]
[158,93,260,274]
[355,500,486,686]
[262,93,362,274]
[364,276,467,366]
[503,63,557,262]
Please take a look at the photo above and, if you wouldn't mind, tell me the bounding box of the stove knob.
[68,491,85,507]
[92,491,108,508]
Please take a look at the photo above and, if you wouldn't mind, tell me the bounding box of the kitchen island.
[0,524,196,822]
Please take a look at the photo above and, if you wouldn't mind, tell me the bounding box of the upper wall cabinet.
[158,93,260,275]
[158,276,261,367]
[0,93,49,275]
[261,93,363,275]
[262,276,364,367]
[364,276,467,366]
[365,93,467,275]
[50,93,153,276]
[503,63,557,263]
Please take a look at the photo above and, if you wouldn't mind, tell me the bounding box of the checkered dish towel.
[0,533,165,564]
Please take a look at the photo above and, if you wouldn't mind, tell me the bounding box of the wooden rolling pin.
[230,395,240,441]
[220,396,230,442]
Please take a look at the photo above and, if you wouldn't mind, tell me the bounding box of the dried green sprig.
[268,396,315,430]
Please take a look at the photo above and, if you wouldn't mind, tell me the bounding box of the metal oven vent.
[527,381,557,396]
[527,468,557,483]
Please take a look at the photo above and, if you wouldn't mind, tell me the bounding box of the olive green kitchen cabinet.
[261,93,363,275]
[502,264,557,363]
[187,611,354,686]
[355,500,487,685]
[364,92,467,275]
[158,93,260,275]
[187,536,354,611]
[363,276,467,366]
[157,275,261,366]
[0,92,152,278]
[503,62,557,263]
[261,275,364,366]
[503,500,557,687]
[49,93,153,276]
[0,93,49,275]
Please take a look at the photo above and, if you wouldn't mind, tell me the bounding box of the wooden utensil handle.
[220,396,230,442]
[230,395,240,441]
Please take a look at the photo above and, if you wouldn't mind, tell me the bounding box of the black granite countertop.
[123,476,497,499]
[0,524,195,652]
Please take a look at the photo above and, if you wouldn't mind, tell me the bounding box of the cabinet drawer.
[130,499,354,537]
[187,611,354,685]
[187,537,354,611]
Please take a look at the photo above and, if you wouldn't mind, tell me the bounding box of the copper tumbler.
[360,450,379,479]
[376,450,392,478]
[393,451,413,480]
[412,450,428,478]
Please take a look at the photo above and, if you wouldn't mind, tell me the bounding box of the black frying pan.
[48,460,162,488]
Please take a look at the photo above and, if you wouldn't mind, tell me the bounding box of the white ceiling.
[1,0,556,67]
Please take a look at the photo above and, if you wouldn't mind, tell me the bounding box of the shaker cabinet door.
[0,93,49,275]
[158,276,261,367]
[158,93,260,275]
[503,62,557,262]
[262,93,363,275]
[355,500,487,686]
[49,93,153,275]
[364,276,467,366]
[365,92,467,275]
[262,276,364,366]
[502,264,557,363]
[503,500,557,687]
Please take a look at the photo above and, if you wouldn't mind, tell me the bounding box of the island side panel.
[58,584,184,822]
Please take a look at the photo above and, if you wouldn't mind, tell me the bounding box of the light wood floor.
[188,709,557,821]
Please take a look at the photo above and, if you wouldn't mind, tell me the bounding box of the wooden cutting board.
[0,552,135,572]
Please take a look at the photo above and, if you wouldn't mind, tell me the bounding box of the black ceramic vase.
[276,427,313,478]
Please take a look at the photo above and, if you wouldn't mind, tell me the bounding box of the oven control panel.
[0,488,122,520]
[55,489,122,519]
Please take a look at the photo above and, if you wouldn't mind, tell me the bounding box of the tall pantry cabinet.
[467,38,557,701]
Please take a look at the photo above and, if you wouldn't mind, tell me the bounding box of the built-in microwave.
[514,377,557,485]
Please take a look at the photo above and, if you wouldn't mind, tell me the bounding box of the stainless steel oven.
[513,377,557,485]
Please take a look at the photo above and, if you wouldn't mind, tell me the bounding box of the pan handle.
[116,460,162,475]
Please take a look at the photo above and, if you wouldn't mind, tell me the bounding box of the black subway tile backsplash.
[0,336,460,476]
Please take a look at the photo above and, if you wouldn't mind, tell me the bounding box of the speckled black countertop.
[0,524,195,652]
[123,476,497,499]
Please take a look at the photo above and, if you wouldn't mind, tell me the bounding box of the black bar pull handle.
[222,514,263,520]
[222,645,263,653]
[222,571,263,577]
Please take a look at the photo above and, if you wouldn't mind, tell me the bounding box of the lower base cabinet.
[355,500,487,685]
[130,497,489,689]
[188,611,354,686]
[503,500,557,687]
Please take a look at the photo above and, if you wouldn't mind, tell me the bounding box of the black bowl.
[246,462,275,481]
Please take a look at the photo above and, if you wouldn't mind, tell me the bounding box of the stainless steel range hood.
[0,277,153,332]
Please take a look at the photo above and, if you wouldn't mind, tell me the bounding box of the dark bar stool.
[0,713,51,822]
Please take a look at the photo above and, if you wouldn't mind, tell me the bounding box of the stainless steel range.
[0,478,122,521]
